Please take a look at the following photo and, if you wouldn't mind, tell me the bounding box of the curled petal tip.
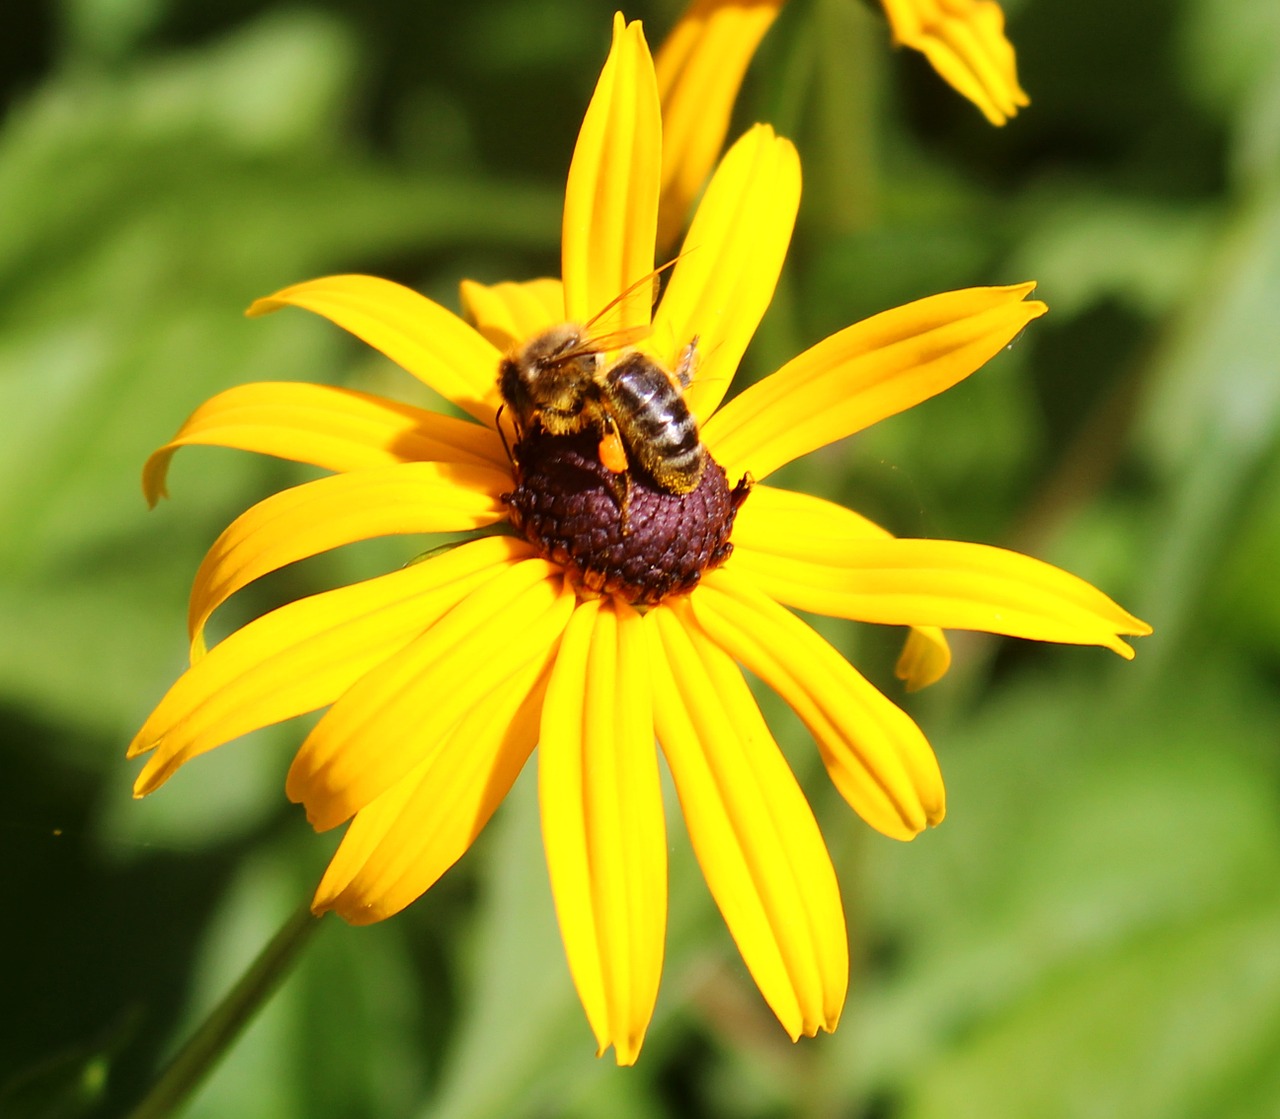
[300,800,333,831]
[131,766,162,799]
[604,1040,644,1067]
[1106,613,1154,659]
[244,296,281,318]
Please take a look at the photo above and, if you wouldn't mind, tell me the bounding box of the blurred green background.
[3,0,1279,1115]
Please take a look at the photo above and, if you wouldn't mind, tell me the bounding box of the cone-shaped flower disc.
[132,15,1146,1064]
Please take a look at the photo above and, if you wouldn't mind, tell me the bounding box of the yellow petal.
[654,0,784,249]
[692,569,944,839]
[880,0,1028,125]
[313,655,549,924]
[702,283,1047,479]
[247,275,503,425]
[129,536,531,795]
[187,461,511,660]
[652,124,800,422]
[562,14,661,330]
[733,483,951,686]
[460,278,565,353]
[286,560,574,831]
[733,481,896,548]
[730,536,1152,655]
[647,601,847,1039]
[895,626,951,691]
[143,381,507,506]
[540,599,666,1066]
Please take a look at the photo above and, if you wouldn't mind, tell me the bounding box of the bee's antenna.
[564,324,653,358]
[582,251,694,335]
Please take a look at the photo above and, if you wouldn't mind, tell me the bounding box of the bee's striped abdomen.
[604,351,705,493]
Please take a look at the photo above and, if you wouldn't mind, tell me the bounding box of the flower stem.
[127,902,321,1119]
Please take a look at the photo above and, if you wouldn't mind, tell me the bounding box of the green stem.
[127,902,321,1119]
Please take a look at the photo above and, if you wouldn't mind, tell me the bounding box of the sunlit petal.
[562,14,661,330]
[654,0,784,249]
[143,381,507,505]
[460,278,565,353]
[881,0,1028,126]
[187,461,511,659]
[248,275,502,424]
[314,656,550,924]
[652,124,800,422]
[540,599,665,1066]
[648,602,846,1039]
[287,561,575,831]
[733,481,896,549]
[129,536,531,794]
[693,568,944,839]
[731,536,1152,655]
[702,283,1046,479]
[733,483,952,686]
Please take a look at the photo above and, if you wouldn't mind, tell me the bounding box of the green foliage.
[2,0,1277,1116]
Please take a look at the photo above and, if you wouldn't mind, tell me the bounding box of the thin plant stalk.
[127,902,321,1119]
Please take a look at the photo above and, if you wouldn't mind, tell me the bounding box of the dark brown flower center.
[502,428,751,604]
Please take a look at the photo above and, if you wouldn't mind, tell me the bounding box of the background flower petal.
[880,0,1028,125]
[247,274,503,424]
[647,602,847,1040]
[652,124,800,423]
[459,278,565,353]
[654,0,783,249]
[313,655,550,925]
[733,483,952,686]
[129,536,531,795]
[286,560,574,832]
[693,569,945,839]
[561,14,660,330]
[540,599,666,1066]
[701,283,1047,479]
[731,536,1152,655]
[186,461,511,659]
[143,381,507,506]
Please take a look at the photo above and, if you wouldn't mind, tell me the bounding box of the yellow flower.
[879,0,1029,125]
[656,0,1028,241]
[130,16,1144,1065]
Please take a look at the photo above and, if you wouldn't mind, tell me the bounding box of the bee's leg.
[615,470,633,536]
[495,405,518,469]
[601,467,632,536]
[674,335,700,388]
[597,424,634,534]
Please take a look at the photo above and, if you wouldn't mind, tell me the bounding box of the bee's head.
[498,324,602,422]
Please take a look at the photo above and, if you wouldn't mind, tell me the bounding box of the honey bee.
[498,321,704,496]
[496,263,707,527]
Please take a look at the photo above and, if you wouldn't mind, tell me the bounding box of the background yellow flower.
[656,0,1028,241]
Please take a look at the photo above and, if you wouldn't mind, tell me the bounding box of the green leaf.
[0,10,557,740]
[910,903,1280,1119]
